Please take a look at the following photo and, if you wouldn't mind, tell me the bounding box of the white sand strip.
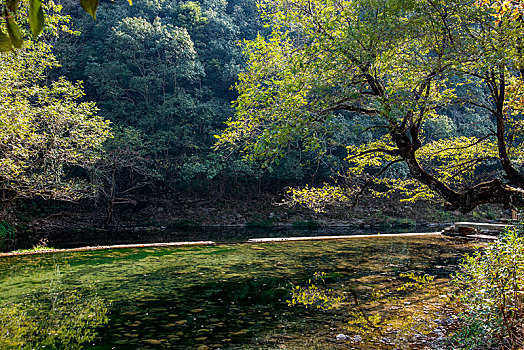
[247,232,442,243]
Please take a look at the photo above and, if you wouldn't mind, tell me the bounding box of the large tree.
[0,41,111,215]
[217,0,524,212]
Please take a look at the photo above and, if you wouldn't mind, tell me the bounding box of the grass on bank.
[9,239,55,254]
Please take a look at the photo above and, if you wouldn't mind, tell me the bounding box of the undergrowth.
[451,223,524,350]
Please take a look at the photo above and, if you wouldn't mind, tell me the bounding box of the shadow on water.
[0,234,473,349]
[41,225,437,249]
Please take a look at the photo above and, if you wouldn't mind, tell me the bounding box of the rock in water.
[336,334,348,341]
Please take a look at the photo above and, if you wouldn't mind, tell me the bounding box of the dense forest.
[1,0,326,227]
[45,0,367,222]
[1,0,523,228]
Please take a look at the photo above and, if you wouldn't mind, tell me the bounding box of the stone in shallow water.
[336,334,348,341]
[122,311,140,316]
[149,307,167,312]
[231,329,249,336]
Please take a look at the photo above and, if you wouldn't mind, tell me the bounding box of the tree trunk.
[392,125,524,212]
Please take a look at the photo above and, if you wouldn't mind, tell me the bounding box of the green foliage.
[0,40,111,207]
[0,221,15,249]
[216,0,524,211]
[79,0,99,19]
[51,0,267,186]
[85,15,201,142]
[285,184,353,213]
[452,225,524,349]
[0,0,86,51]
[49,0,348,192]
[28,0,44,37]
[89,125,161,223]
[10,238,54,253]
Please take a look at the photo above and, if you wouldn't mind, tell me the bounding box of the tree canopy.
[52,0,275,188]
[0,40,111,213]
[216,0,524,212]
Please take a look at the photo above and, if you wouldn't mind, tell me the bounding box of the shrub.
[452,224,524,350]
[0,221,16,249]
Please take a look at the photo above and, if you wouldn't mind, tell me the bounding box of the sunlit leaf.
[0,31,13,52]
[29,0,44,38]
[80,0,99,19]
[5,14,22,48]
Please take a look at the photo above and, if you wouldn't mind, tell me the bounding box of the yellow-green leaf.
[80,0,99,19]
[0,31,13,52]
[29,0,44,38]
[5,14,23,48]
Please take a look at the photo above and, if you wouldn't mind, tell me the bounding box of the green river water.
[0,234,474,349]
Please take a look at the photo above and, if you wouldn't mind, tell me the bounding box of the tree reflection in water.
[0,265,109,349]
[289,271,457,349]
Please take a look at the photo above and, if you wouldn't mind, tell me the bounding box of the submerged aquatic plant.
[288,271,449,347]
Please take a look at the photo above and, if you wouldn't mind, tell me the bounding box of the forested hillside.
[53,0,496,205]
[0,0,516,232]
[55,0,263,185]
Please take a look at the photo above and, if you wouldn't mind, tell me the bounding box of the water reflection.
[42,226,436,249]
[0,265,109,349]
[0,235,472,349]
